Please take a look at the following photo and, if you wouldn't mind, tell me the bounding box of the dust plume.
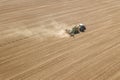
[12,21,71,40]
[39,21,70,38]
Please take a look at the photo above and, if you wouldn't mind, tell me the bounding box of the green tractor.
[66,24,86,37]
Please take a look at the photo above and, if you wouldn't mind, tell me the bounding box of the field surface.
[0,0,120,80]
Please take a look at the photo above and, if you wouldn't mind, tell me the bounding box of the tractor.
[66,24,86,37]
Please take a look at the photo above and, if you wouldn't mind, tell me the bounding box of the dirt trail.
[0,0,120,80]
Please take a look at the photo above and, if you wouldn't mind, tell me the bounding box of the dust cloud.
[13,21,71,40]
[39,21,70,38]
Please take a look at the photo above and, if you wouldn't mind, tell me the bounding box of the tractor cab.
[79,24,86,32]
